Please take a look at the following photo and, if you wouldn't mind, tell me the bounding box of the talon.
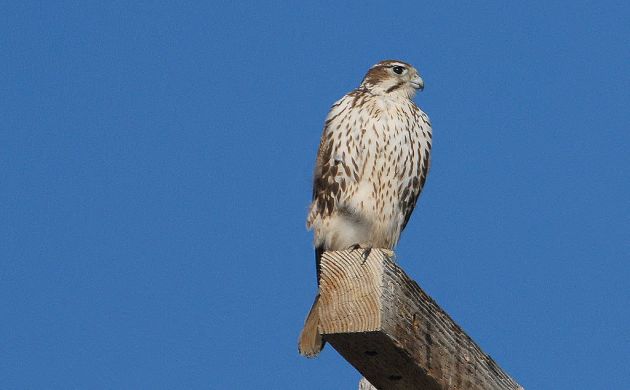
[362,247,372,263]
[348,243,362,251]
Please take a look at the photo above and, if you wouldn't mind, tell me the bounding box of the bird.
[298,60,433,357]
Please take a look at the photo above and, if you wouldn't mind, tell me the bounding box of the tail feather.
[298,294,324,357]
[298,247,326,357]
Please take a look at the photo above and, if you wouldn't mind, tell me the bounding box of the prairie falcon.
[299,60,432,357]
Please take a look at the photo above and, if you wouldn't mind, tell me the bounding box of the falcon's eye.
[392,66,405,74]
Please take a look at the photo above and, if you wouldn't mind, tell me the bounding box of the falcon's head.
[360,60,424,99]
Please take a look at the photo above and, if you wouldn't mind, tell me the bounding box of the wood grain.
[318,249,523,390]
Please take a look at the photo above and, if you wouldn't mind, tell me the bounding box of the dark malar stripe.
[385,82,404,93]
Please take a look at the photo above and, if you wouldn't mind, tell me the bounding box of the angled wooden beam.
[317,249,523,390]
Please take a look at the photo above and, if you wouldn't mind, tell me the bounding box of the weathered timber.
[358,377,378,390]
[317,249,523,390]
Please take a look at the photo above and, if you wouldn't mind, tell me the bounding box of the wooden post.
[317,249,523,390]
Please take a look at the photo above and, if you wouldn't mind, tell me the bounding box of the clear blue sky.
[2,1,628,389]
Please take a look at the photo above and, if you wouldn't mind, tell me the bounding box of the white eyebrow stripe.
[370,62,407,69]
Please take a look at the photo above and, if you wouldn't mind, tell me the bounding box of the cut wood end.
[318,249,392,334]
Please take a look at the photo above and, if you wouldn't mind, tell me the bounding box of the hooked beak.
[411,75,424,91]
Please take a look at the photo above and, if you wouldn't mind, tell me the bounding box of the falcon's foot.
[347,244,373,263]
